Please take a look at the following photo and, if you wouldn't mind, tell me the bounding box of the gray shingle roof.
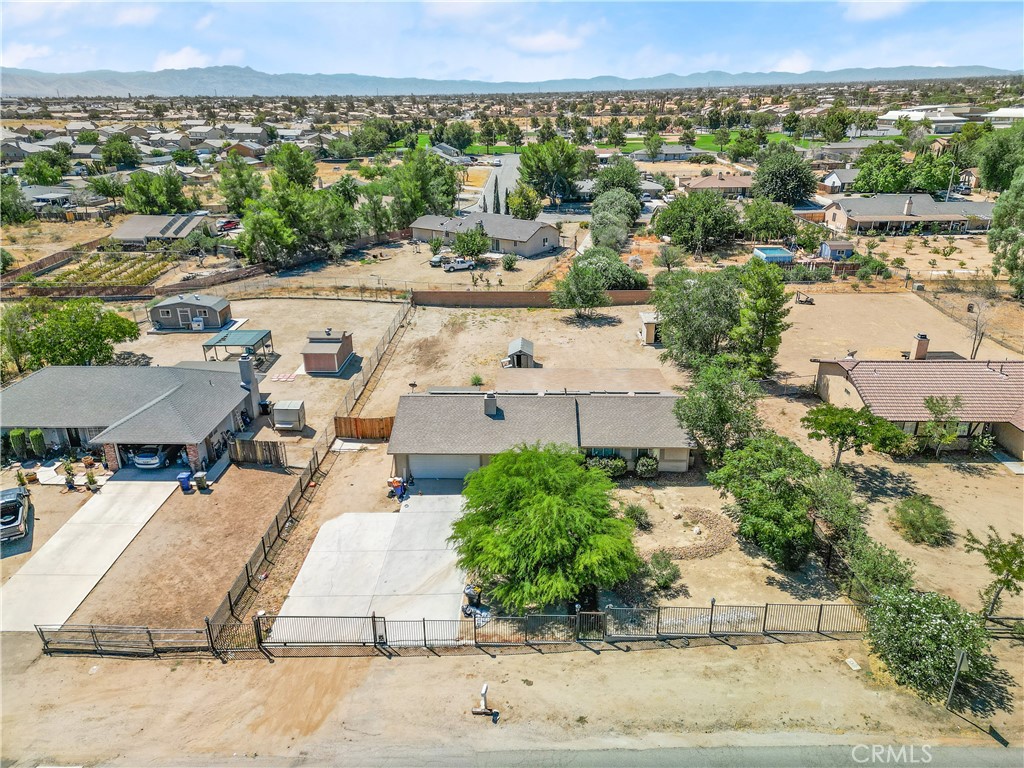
[153,293,229,311]
[828,194,995,220]
[824,168,859,184]
[411,213,555,243]
[387,393,696,455]
[111,214,208,242]
[1,366,247,444]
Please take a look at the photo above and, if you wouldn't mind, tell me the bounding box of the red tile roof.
[827,359,1024,428]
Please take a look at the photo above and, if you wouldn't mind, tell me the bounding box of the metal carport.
[202,328,274,361]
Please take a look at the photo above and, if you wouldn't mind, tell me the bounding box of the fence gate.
[210,621,259,654]
[576,612,605,641]
[229,439,287,467]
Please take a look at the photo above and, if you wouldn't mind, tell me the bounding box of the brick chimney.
[912,333,929,360]
[239,354,261,415]
[903,196,914,216]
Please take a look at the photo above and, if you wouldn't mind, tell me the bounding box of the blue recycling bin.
[176,471,193,492]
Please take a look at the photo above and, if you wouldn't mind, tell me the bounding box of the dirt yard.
[921,289,1024,355]
[0,214,130,267]
[839,230,997,276]
[361,305,690,417]
[66,465,298,627]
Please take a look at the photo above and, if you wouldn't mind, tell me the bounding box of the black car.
[0,487,30,543]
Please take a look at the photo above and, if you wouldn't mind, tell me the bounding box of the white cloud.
[507,29,588,54]
[841,1,915,23]
[217,48,245,66]
[2,2,72,28]
[773,51,814,73]
[113,5,160,26]
[195,12,216,31]
[153,46,212,71]
[2,42,53,67]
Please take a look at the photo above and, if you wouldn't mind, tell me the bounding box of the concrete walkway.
[1,478,177,632]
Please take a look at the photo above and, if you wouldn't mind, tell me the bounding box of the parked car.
[490,159,502,167]
[443,258,476,273]
[217,219,240,232]
[133,445,182,469]
[0,487,30,543]
[429,253,449,268]
[641,193,652,202]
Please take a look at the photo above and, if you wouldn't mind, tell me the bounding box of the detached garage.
[408,454,481,479]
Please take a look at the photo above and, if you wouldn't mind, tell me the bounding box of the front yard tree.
[674,357,762,465]
[731,257,791,378]
[1,176,34,224]
[507,181,542,220]
[653,244,685,272]
[551,262,612,318]
[866,588,993,701]
[123,167,192,214]
[594,156,642,199]
[266,143,317,188]
[743,198,797,242]
[988,165,1024,299]
[519,136,583,206]
[920,395,964,458]
[26,298,140,367]
[238,201,298,266]
[452,227,489,259]
[643,130,663,160]
[219,150,265,215]
[853,142,911,194]
[23,151,68,185]
[86,175,126,207]
[443,121,475,152]
[964,527,1024,615]
[450,444,641,613]
[801,404,904,468]
[101,133,142,168]
[751,144,816,204]
[653,191,741,257]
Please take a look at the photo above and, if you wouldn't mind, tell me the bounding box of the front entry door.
[177,308,192,327]
[67,428,82,448]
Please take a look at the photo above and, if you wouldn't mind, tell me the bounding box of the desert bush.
[845,534,916,594]
[970,432,996,455]
[501,253,518,271]
[586,454,627,478]
[649,549,681,589]
[470,373,483,386]
[623,503,652,531]
[635,454,660,478]
[890,495,953,546]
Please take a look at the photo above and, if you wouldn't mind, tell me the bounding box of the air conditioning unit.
[191,317,205,331]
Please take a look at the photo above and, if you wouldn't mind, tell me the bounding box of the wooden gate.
[229,439,288,467]
[334,416,394,440]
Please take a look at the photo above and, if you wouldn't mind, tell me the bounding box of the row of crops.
[47,253,176,286]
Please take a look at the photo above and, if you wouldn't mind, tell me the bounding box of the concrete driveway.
[276,494,466,623]
[466,154,521,212]
[0,477,177,632]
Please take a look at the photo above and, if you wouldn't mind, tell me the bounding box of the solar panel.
[158,217,177,235]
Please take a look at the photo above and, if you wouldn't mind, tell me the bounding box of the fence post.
[35,625,49,654]
[473,616,478,646]
[816,603,825,634]
[422,617,428,648]
[204,617,220,659]
[252,615,273,662]
[708,599,716,636]
[245,562,252,586]
[762,603,769,634]
[655,607,661,638]
[227,590,237,620]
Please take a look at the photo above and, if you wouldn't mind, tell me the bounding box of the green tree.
[492,176,500,214]
[731,257,791,378]
[643,129,663,160]
[86,175,126,207]
[0,298,49,375]
[866,588,992,700]
[653,269,741,365]
[385,147,459,227]
[23,151,69,185]
[853,142,910,194]
[219,150,265,215]
[551,261,612,318]
[507,181,542,220]
[442,121,475,152]
[449,444,641,613]
[674,358,762,465]
[357,188,393,241]
[819,105,853,143]
[606,120,626,148]
[713,127,731,152]
[846,535,917,595]
[909,152,954,194]
[653,191,741,257]
[988,165,1024,298]
[238,200,298,266]
[1,176,34,225]
[920,395,964,458]
[801,403,904,468]
[964,527,1024,615]
[100,133,142,167]
[976,122,1024,192]
[26,298,139,367]
[76,129,100,145]
[0,248,13,274]
[593,156,642,199]
[266,143,317,188]
[123,167,191,214]
[752,144,816,204]
[506,122,524,153]
[575,246,647,290]
[171,148,200,166]
[536,118,556,144]
[478,120,496,153]
[452,227,489,259]
[743,197,796,241]
[519,136,583,205]
[653,244,685,272]
[782,112,801,135]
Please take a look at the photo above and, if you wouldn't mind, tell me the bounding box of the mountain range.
[1,65,1017,98]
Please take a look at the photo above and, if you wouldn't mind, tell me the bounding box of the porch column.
[102,443,120,471]
[185,444,202,472]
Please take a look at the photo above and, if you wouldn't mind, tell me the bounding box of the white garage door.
[408,454,480,479]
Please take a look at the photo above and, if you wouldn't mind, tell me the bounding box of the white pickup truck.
[443,258,477,273]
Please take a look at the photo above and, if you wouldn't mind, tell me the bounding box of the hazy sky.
[2,1,1022,80]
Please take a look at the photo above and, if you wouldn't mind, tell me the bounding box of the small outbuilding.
[151,293,232,331]
[638,312,662,346]
[819,240,855,261]
[302,328,354,375]
[273,400,306,432]
[503,337,536,369]
[203,328,274,361]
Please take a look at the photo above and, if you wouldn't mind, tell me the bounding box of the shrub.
[866,588,993,700]
[429,237,444,256]
[28,428,46,458]
[470,374,483,386]
[9,429,26,460]
[845,534,916,594]
[805,470,864,543]
[635,454,660,478]
[649,549,681,589]
[890,495,953,546]
[16,470,26,486]
[501,253,518,271]
[623,503,651,531]
[586,454,627,478]
[970,432,996,455]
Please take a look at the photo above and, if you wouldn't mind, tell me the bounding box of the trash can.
[193,471,208,491]
[259,399,271,416]
[176,471,193,492]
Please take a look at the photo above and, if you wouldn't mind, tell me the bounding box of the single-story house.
[978,107,1024,128]
[819,168,859,194]
[573,178,665,201]
[219,123,269,145]
[110,213,209,245]
[683,172,754,198]
[819,240,855,260]
[387,390,697,479]
[811,356,1023,459]
[959,167,981,190]
[150,294,232,331]
[410,213,559,258]
[629,144,713,162]
[428,143,472,165]
[0,360,263,472]
[302,328,354,375]
[811,139,886,162]
[823,194,995,235]
[223,141,265,159]
[877,109,967,134]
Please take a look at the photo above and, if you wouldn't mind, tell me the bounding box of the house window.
[159,309,171,317]
[542,237,549,246]
[902,422,917,435]
[635,448,653,459]
[197,309,208,317]
[589,448,617,458]
[957,422,971,437]
[831,213,837,222]
[492,239,500,251]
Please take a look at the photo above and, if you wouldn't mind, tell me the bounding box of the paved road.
[466,153,521,213]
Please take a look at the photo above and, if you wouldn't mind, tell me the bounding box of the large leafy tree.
[591,186,642,223]
[908,152,955,194]
[988,165,1024,298]
[506,122,524,153]
[238,200,298,266]
[976,122,1024,192]
[442,121,475,152]
[853,142,910,194]
[574,246,647,290]
[86,175,126,207]
[743,197,796,242]
[123,167,192,214]
[653,191,741,256]
[23,150,70,185]
[386,148,458,228]
[731,257,791,378]
[450,444,641,613]
[219,150,265,215]
[674,357,762,465]
[0,298,50,376]
[452,228,489,258]
[101,133,142,168]
[266,143,317,188]
[26,298,140,367]
[1,176,34,225]
[518,136,583,205]
[801,403,903,468]
[751,143,816,204]
[593,156,642,199]
[653,269,742,366]
[551,261,612,318]
[643,129,664,160]
[507,181,541,220]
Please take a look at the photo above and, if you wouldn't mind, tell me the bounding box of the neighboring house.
[682,172,754,198]
[1,141,48,162]
[149,132,191,150]
[976,107,1024,128]
[219,123,270,145]
[150,294,232,331]
[823,194,995,235]
[222,141,266,159]
[811,139,886,162]
[959,167,981,189]
[819,168,859,194]
[877,109,967,134]
[819,240,855,260]
[410,213,559,258]
[574,178,664,201]
[0,360,263,472]
[431,142,462,158]
[186,126,226,142]
[429,143,472,165]
[110,213,209,246]
[629,144,713,162]
[812,355,1024,459]
[387,389,697,479]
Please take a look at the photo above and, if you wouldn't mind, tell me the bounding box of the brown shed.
[302,329,353,375]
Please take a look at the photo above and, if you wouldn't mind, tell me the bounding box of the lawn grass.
[464,143,520,155]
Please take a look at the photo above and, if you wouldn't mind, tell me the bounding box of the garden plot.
[47,252,175,285]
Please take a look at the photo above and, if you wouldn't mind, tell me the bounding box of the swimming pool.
[753,246,795,263]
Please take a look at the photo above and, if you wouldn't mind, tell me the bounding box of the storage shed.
[819,240,856,261]
[504,337,536,369]
[302,328,354,375]
[638,312,662,346]
[150,294,232,331]
[273,400,306,432]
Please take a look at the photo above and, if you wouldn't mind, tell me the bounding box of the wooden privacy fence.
[228,439,288,468]
[334,416,394,440]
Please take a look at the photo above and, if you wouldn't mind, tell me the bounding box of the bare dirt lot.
[361,305,689,416]
[66,465,297,627]
[921,289,1024,355]
[0,214,130,267]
